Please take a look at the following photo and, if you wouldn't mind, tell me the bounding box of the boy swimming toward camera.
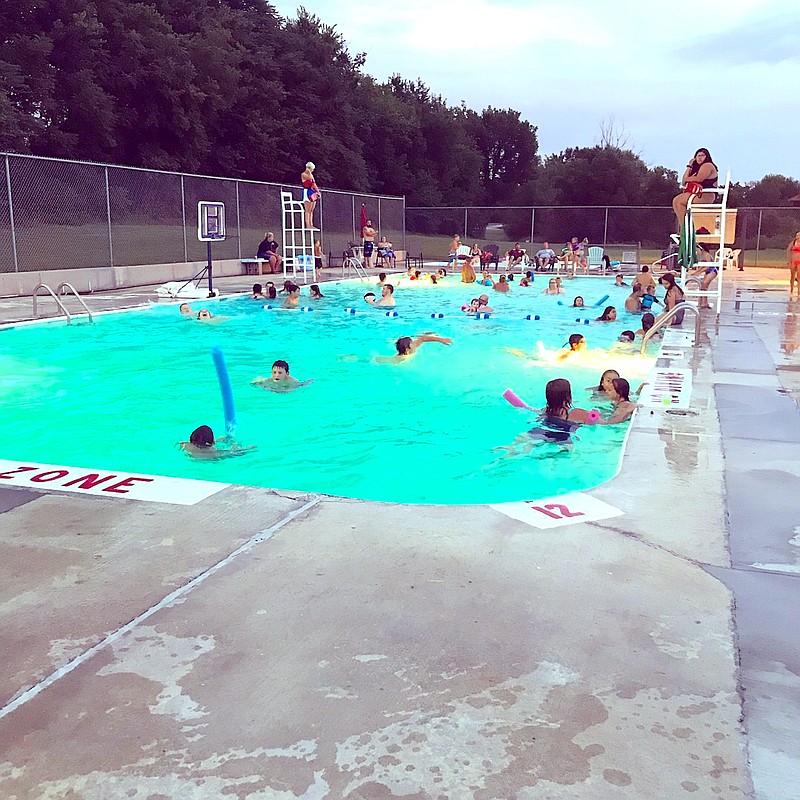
[252,359,313,392]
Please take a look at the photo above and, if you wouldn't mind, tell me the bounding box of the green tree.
[742,174,800,207]
[465,107,538,204]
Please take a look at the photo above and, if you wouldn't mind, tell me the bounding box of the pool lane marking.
[0,460,228,505]
[491,492,624,530]
[0,495,321,721]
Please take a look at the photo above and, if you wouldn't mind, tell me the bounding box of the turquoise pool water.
[0,276,654,504]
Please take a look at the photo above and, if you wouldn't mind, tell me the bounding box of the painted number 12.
[529,503,585,520]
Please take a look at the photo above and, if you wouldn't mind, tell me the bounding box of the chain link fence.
[406,205,800,268]
[3,153,798,275]
[0,152,405,274]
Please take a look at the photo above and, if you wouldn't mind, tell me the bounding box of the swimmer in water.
[252,359,313,392]
[179,303,193,316]
[365,284,396,307]
[180,425,255,459]
[572,296,585,308]
[597,377,638,424]
[587,369,620,399]
[504,332,587,362]
[309,284,324,299]
[374,333,453,364]
[283,283,301,309]
[596,305,617,322]
[556,333,587,361]
[493,378,593,456]
[477,294,494,313]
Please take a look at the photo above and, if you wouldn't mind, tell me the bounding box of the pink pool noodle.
[503,389,532,410]
[585,409,600,424]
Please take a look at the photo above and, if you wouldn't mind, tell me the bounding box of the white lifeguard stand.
[280,191,316,283]
[681,171,736,316]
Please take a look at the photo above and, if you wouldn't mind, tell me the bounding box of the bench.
[241,258,279,275]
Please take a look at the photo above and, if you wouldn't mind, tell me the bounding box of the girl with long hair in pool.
[587,369,620,399]
[658,273,685,326]
[493,378,594,456]
[598,378,638,424]
[596,306,617,322]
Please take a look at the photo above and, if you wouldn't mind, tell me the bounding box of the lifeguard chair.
[682,171,735,316]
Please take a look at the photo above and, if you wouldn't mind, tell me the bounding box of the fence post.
[180,175,188,263]
[402,196,407,256]
[104,166,114,268]
[529,208,535,246]
[352,195,356,244]
[464,208,467,238]
[235,180,242,260]
[754,209,763,267]
[4,155,19,273]
[603,207,609,247]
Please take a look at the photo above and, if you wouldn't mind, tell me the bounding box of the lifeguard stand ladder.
[682,171,735,317]
[280,191,316,284]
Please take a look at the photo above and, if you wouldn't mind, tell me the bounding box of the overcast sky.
[271,0,799,183]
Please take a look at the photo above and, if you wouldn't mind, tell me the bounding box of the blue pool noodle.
[211,347,236,436]
[593,294,610,308]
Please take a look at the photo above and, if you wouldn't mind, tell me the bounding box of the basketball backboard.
[198,201,226,241]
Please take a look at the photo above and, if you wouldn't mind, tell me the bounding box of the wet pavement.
[0,267,797,799]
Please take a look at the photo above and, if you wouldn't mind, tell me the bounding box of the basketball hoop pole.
[206,240,214,297]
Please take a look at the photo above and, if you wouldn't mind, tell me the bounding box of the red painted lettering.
[530,505,562,519]
[30,470,70,483]
[102,476,155,494]
[530,503,586,520]
[544,503,585,519]
[62,474,117,489]
[0,466,38,480]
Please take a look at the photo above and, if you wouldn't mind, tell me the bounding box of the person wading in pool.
[364,284,395,307]
[493,378,594,456]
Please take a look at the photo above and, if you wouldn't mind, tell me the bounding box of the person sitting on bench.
[256,232,282,272]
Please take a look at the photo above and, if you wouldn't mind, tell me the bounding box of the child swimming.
[180,425,255,459]
[493,378,593,456]
[252,359,313,392]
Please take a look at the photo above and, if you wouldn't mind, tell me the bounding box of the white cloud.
[273,0,800,180]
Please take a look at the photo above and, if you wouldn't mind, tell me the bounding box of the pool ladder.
[342,255,369,282]
[32,283,94,324]
[640,302,700,354]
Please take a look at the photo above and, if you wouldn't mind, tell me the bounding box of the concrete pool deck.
[0,268,797,799]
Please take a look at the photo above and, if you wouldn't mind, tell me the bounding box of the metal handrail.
[683,277,702,290]
[57,282,93,323]
[640,302,701,355]
[343,256,368,282]
[32,284,72,323]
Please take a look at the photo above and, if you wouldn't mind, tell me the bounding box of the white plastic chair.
[586,246,605,274]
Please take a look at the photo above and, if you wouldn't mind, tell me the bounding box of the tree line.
[1,0,797,210]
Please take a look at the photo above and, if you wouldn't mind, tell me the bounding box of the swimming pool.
[0,276,654,504]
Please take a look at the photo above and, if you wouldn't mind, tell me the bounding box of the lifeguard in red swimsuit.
[301,161,319,229]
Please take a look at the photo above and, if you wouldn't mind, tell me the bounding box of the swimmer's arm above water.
[412,333,452,348]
